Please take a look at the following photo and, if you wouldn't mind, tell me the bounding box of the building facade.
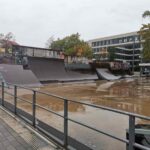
[12,45,64,65]
[12,45,64,58]
[88,31,142,67]
[0,43,64,65]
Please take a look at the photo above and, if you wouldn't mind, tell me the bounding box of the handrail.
[36,104,64,118]
[4,91,14,97]
[5,82,150,121]
[1,81,150,150]
[68,117,128,143]
[17,97,33,104]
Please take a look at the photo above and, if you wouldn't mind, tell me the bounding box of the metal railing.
[1,81,150,150]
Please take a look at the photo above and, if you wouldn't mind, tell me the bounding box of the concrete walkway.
[0,107,60,150]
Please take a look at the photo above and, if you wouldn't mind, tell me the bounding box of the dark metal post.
[14,85,17,115]
[140,45,143,77]
[32,90,36,127]
[2,82,4,106]
[128,115,135,150]
[33,49,35,57]
[64,99,68,149]
[132,36,135,74]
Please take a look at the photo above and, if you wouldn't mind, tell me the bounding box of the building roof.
[13,44,62,52]
[7,40,19,45]
[88,31,138,43]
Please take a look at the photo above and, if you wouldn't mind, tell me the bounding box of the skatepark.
[0,55,128,86]
[28,57,98,82]
[0,53,149,150]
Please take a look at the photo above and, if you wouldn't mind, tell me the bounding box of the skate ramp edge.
[96,68,121,81]
[0,64,41,87]
[28,57,98,82]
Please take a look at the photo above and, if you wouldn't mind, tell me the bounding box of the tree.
[45,36,54,48]
[142,10,150,18]
[0,33,4,40]
[0,32,15,53]
[48,33,93,58]
[139,11,150,61]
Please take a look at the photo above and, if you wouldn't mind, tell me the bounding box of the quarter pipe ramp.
[28,57,98,82]
[0,64,41,86]
[96,68,121,81]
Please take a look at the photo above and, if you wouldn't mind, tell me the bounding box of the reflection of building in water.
[92,99,143,115]
[107,79,150,98]
[94,79,150,116]
[109,86,137,97]
[22,94,85,112]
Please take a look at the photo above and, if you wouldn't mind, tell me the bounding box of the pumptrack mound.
[28,57,98,82]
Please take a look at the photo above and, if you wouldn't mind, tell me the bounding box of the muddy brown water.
[4,77,150,150]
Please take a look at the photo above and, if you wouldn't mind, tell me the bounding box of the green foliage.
[82,43,93,58]
[142,10,150,18]
[139,11,150,62]
[107,47,116,61]
[49,33,92,58]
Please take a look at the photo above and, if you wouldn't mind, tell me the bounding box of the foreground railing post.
[32,90,36,127]
[64,99,68,149]
[1,82,4,106]
[128,115,135,150]
[14,85,17,115]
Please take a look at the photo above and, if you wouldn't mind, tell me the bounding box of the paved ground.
[0,107,60,150]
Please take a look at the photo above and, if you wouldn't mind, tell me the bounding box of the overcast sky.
[0,0,150,47]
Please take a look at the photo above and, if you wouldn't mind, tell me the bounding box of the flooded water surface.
[4,78,150,149]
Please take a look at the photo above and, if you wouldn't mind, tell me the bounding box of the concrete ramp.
[96,68,121,81]
[0,64,41,87]
[28,57,98,82]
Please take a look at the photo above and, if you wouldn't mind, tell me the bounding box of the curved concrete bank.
[96,68,121,81]
[28,57,98,82]
[0,64,41,86]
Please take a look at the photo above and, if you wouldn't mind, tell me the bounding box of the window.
[96,41,100,46]
[124,38,127,43]
[106,40,109,45]
[119,39,122,43]
[129,37,133,42]
[110,40,112,44]
[92,48,94,52]
[135,36,139,41]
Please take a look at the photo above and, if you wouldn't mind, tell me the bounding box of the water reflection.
[36,78,150,116]
[4,78,150,117]
[3,78,150,150]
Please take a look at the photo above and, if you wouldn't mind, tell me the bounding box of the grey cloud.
[0,0,150,47]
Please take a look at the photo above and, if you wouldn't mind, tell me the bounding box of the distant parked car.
[143,68,150,76]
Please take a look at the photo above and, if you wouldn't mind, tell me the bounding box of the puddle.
[3,77,150,149]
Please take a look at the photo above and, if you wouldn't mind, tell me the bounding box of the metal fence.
[1,82,150,150]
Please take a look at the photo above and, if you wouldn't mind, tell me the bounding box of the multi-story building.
[88,31,142,67]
